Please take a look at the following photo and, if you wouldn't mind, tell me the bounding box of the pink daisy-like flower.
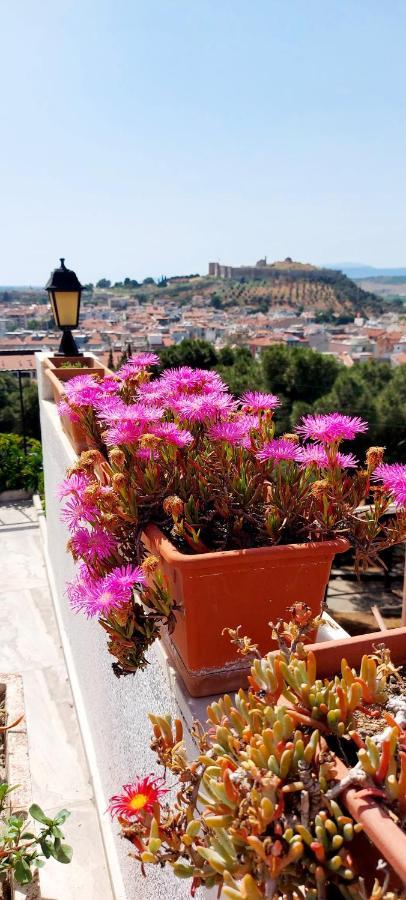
[68,564,146,618]
[208,419,253,447]
[296,413,367,443]
[63,374,104,407]
[57,471,92,500]
[372,463,406,508]
[61,496,99,531]
[108,775,167,821]
[256,438,299,463]
[170,392,236,423]
[103,420,146,447]
[240,391,280,413]
[99,375,121,394]
[150,422,193,447]
[136,382,169,407]
[295,445,358,469]
[117,353,159,380]
[159,366,227,397]
[69,527,117,564]
[57,398,80,423]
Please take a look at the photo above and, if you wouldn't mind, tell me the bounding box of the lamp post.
[45,258,83,356]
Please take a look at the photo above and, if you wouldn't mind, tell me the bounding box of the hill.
[104,260,383,317]
[325,263,406,279]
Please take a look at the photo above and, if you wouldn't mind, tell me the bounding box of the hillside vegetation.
[97,262,383,317]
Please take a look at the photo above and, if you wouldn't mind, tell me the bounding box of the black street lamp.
[45,258,83,355]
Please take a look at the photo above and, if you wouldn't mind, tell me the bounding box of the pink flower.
[57,399,80,423]
[103,420,146,447]
[372,463,406,508]
[63,374,103,407]
[97,397,163,424]
[57,471,92,500]
[170,392,235,422]
[70,527,117,563]
[150,422,193,447]
[61,496,99,531]
[240,391,280,412]
[159,366,227,396]
[296,413,368,443]
[67,564,147,618]
[136,382,169,407]
[256,439,299,462]
[295,445,358,468]
[117,353,159,380]
[208,419,254,446]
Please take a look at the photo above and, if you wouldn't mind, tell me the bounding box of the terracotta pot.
[309,627,406,884]
[142,524,349,697]
[44,366,106,455]
[43,355,106,380]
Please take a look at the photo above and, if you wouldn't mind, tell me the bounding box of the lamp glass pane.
[53,291,80,326]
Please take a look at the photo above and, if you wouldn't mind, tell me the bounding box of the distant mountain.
[324,263,406,279]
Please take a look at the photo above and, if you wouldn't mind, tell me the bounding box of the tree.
[377,365,406,460]
[96,279,111,289]
[143,277,155,285]
[158,339,217,372]
[107,348,114,371]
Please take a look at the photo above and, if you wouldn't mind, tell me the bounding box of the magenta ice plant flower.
[208,419,254,447]
[256,438,299,463]
[150,422,193,447]
[170,392,235,423]
[67,564,147,618]
[57,398,81,423]
[70,527,117,564]
[61,496,100,531]
[102,420,147,447]
[57,471,92,500]
[63,374,104,407]
[296,413,368,443]
[117,353,159,380]
[372,463,406,508]
[295,445,358,469]
[241,391,280,413]
[159,366,227,397]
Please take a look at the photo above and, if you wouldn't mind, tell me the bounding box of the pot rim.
[143,523,350,566]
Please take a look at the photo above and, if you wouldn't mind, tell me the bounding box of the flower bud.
[163,495,184,521]
[112,473,126,491]
[109,447,125,469]
[141,555,160,575]
[366,446,385,472]
[310,479,329,499]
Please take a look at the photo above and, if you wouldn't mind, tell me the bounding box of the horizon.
[1,1,406,283]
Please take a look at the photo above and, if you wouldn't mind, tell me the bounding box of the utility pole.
[18,370,27,457]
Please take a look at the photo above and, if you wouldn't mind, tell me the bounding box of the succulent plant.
[109,610,405,898]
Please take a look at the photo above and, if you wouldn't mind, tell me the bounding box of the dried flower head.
[109,447,126,469]
[163,496,184,520]
[366,447,385,471]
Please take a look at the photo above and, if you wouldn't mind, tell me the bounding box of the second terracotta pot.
[142,524,349,696]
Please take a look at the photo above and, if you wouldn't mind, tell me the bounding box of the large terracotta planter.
[142,524,349,696]
[308,627,406,884]
[43,354,106,380]
[44,362,108,455]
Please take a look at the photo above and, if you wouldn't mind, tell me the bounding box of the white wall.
[36,353,190,900]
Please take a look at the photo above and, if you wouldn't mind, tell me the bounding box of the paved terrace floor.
[0,503,113,900]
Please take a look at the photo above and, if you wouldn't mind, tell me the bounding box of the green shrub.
[0,434,43,493]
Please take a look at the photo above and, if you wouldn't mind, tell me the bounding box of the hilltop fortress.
[208,257,318,280]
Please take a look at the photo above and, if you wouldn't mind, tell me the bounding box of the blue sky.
[1,0,405,284]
